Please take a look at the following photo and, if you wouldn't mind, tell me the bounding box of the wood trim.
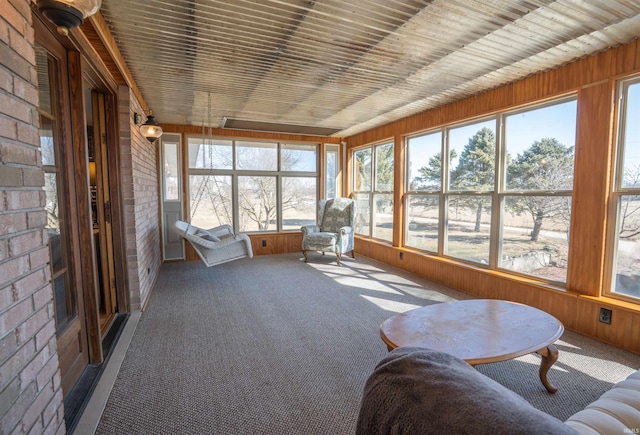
[70,22,122,91]
[163,124,342,145]
[105,92,130,312]
[68,50,103,364]
[393,134,404,247]
[565,81,615,295]
[85,13,148,111]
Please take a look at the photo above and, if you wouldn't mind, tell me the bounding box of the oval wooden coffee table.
[380,299,564,393]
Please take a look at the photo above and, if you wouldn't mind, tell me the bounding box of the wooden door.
[35,24,89,396]
[90,91,118,333]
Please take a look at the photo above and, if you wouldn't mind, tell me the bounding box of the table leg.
[536,344,559,394]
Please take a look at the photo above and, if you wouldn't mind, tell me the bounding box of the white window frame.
[186,136,319,233]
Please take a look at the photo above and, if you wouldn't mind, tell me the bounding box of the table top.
[380,299,564,365]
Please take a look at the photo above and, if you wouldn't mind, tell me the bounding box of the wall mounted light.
[37,0,102,36]
[134,112,163,144]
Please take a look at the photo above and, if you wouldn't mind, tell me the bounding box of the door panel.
[35,27,89,396]
[161,134,184,260]
[90,90,118,334]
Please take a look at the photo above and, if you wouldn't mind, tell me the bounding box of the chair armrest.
[301,224,320,235]
[339,226,353,235]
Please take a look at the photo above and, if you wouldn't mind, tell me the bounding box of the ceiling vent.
[221,118,341,137]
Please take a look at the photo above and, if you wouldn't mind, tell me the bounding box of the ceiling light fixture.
[134,111,163,144]
[37,0,102,36]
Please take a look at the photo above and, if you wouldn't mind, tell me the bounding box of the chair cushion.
[304,232,338,247]
[321,198,352,232]
[196,230,220,242]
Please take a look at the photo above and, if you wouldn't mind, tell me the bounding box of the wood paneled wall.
[184,232,303,261]
[346,40,640,354]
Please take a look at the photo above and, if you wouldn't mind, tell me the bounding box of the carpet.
[95,253,640,434]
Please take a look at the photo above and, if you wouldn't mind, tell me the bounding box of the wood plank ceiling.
[99,0,640,137]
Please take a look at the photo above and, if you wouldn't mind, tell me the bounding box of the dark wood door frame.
[33,15,91,395]
[34,6,131,368]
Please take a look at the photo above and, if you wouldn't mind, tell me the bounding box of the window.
[37,46,76,331]
[446,120,496,263]
[500,100,576,281]
[610,78,640,300]
[406,131,441,252]
[353,141,394,241]
[187,138,318,232]
[402,97,577,283]
[325,144,340,199]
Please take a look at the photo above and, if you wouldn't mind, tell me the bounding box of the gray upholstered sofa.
[357,347,640,435]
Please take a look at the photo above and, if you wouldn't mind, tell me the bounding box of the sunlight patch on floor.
[360,295,422,313]
[308,262,360,276]
[367,272,424,287]
[336,277,402,294]
[347,263,385,273]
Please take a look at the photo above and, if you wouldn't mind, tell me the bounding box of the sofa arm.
[565,370,640,434]
[356,347,577,435]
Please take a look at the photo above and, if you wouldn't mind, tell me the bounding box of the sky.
[407,99,579,184]
[623,82,640,177]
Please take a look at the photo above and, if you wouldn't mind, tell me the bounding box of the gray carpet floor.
[96,253,640,434]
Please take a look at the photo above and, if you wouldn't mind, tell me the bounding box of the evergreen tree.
[450,127,496,232]
[506,138,574,241]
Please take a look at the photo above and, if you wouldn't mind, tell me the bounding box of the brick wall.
[117,86,161,311]
[0,0,65,433]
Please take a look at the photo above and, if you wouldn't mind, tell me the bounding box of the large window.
[610,77,640,300]
[187,138,318,232]
[404,97,577,283]
[501,101,576,281]
[353,141,394,242]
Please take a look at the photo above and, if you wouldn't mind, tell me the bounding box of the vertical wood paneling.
[185,233,303,260]
[347,42,640,149]
[566,82,615,296]
[393,134,404,247]
[575,298,599,338]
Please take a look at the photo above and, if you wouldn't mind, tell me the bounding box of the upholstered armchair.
[173,220,253,267]
[301,197,356,266]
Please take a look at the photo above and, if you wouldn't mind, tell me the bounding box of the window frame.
[186,136,319,233]
[402,96,578,284]
[352,139,394,242]
[605,75,640,302]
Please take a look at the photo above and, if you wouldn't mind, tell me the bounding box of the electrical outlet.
[262,240,267,247]
[399,252,404,260]
[599,307,612,325]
